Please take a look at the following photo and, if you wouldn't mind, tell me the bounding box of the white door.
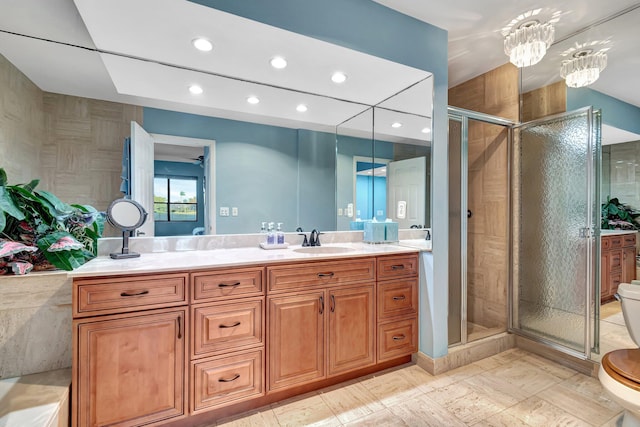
[130,121,155,237]
[387,156,426,229]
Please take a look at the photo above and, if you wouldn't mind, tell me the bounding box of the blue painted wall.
[356,175,387,220]
[187,0,449,357]
[154,160,205,236]
[567,87,640,135]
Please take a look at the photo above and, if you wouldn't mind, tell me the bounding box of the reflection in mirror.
[335,77,433,231]
[1,1,435,237]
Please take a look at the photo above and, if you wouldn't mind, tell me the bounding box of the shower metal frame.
[447,106,515,348]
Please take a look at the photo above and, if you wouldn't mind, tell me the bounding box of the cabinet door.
[623,246,636,284]
[601,251,610,300]
[328,285,375,376]
[75,309,186,427]
[268,291,325,392]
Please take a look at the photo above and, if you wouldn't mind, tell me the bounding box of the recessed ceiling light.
[247,96,260,105]
[422,127,431,133]
[331,71,347,84]
[189,85,203,95]
[270,56,287,69]
[391,122,402,128]
[296,104,308,112]
[192,38,213,52]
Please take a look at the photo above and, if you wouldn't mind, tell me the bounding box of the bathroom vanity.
[601,231,637,303]
[69,245,419,427]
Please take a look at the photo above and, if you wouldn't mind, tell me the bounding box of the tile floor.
[212,348,624,427]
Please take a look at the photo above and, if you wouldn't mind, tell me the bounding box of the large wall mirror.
[0,0,433,237]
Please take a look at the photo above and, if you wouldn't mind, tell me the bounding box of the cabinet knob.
[392,295,406,301]
[392,334,406,341]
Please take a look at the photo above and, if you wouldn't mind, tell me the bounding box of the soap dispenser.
[267,222,276,245]
[260,222,267,243]
[276,222,285,244]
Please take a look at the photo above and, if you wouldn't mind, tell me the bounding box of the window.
[154,177,198,221]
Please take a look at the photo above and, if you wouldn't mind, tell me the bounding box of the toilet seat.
[602,349,640,392]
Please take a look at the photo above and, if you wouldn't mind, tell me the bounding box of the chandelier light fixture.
[504,20,555,67]
[560,49,607,88]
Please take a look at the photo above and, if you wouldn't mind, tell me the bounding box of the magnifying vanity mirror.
[106,199,148,259]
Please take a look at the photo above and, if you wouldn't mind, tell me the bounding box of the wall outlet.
[219,207,229,217]
[231,207,238,216]
[337,208,343,216]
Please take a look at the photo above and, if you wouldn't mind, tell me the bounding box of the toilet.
[599,283,640,427]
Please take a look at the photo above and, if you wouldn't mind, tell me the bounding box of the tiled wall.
[607,140,640,209]
[41,93,142,212]
[0,55,44,184]
[1,53,143,236]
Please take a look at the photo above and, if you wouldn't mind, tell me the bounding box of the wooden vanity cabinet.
[72,273,189,427]
[267,258,376,392]
[189,267,265,415]
[601,233,637,303]
[376,254,419,361]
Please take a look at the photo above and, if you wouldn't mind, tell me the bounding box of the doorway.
[448,107,514,347]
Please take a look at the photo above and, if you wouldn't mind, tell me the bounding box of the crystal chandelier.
[560,50,608,88]
[504,20,555,67]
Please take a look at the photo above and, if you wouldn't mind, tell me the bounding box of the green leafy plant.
[0,168,104,274]
[601,197,640,230]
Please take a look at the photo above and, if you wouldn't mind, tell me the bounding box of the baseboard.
[414,332,516,375]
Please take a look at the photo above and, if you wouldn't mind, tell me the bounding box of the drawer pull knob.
[392,334,406,341]
[317,272,335,278]
[120,290,149,297]
[391,265,405,270]
[393,295,406,301]
[218,374,240,383]
[218,282,241,288]
[219,321,241,329]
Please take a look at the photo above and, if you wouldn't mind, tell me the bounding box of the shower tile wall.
[608,140,640,209]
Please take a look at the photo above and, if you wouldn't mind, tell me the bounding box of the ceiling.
[374,0,640,143]
[1,0,638,142]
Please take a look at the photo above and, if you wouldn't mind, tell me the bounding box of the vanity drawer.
[624,234,636,247]
[267,258,375,292]
[73,273,188,317]
[192,298,264,358]
[609,249,623,270]
[191,349,264,414]
[377,254,419,281]
[378,318,418,361]
[378,279,418,321]
[609,236,624,249]
[192,267,264,302]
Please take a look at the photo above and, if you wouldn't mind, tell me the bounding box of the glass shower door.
[510,107,599,358]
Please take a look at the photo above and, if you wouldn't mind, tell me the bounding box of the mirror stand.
[111,231,140,259]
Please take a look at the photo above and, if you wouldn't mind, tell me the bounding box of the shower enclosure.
[449,106,601,359]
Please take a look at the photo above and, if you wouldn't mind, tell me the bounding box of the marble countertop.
[601,230,638,236]
[69,242,421,278]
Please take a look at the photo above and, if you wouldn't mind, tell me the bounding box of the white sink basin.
[293,246,355,254]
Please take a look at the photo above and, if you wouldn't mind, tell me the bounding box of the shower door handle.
[467,210,472,219]
[579,227,591,238]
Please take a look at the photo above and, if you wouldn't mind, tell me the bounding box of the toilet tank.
[618,283,640,347]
